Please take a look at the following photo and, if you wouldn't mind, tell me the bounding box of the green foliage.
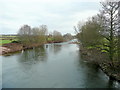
[47,37,54,42]
[76,17,103,47]
[18,25,65,45]
[75,1,119,68]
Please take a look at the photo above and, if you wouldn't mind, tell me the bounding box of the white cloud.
[0,0,100,34]
[71,10,99,25]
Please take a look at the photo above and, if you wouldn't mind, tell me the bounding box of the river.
[1,42,120,88]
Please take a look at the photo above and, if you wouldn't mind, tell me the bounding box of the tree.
[39,25,48,43]
[18,24,48,45]
[63,33,73,41]
[75,16,102,47]
[99,1,119,63]
[53,30,63,42]
[18,25,32,45]
[118,1,120,62]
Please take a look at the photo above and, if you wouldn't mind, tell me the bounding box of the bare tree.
[63,33,73,41]
[118,1,120,62]
[99,1,119,63]
[18,24,48,45]
[18,25,32,45]
[53,30,63,42]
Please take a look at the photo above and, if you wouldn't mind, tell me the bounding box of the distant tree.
[74,21,84,42]
[53,30,63,42]
[39,25,48,43]
[63,33,73,41]
[18,24,48,45]
[18,25,32,45]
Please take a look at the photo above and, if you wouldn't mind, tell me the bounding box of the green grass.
[0,40,12,45]
[47,37,54,41]
[0,39,18,45]
[0,35,18,45]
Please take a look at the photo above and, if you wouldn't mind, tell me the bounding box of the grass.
[0,40,12,45]
[0,35,18,45]
[47,37,54,42]
[0,39,18,46]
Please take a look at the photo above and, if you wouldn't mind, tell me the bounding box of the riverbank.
[79,45,120,82]
[0,41,66,55]
[0,43,41,55]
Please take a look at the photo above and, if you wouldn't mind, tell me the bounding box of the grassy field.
[0,40,12,45]
[0,35,18,45]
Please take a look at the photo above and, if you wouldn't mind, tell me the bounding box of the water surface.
[2,42,120,88]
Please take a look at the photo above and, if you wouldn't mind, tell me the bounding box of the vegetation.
[75,0,120,80]
[53,30,64,43]
[75,16,103,47]
[1,25,73,46]
[0,35,18,45]
[17,24,71,46]
[1,40,12,45]
[18,25,48,46]
[63,33,73,41]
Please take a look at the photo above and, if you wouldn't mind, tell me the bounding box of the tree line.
[17,24,73,46]
[75,1,120,70]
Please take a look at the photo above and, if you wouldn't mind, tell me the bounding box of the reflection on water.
[19,45,48,64]
[2,42,120,88]
[46,44,62,55]
[53,44,62,54]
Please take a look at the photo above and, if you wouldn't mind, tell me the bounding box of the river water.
[2,42,120,88]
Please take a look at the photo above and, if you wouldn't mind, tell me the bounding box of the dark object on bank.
[11,41,19,43]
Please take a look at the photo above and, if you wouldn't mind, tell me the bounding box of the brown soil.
[0,43,44,55]
[0,41,64,55]
[1,43,23,55]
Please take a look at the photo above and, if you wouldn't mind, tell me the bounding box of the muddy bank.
[0,43,45,55]
[80,45,120,82]
[0,41,65,55]
[68,42,80,44]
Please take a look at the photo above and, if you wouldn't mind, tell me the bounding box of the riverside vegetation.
[75,1,120,81]
[1,25,73,55]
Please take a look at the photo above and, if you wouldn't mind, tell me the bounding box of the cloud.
[71,10,99,25]
[0,0,100,34]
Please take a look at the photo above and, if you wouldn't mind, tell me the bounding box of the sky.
[0,0,101,35]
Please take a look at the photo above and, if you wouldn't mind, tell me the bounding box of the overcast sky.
[0,0,101,35]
